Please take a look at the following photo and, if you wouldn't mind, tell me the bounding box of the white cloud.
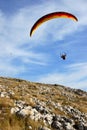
[0,0,87,87]
[0,6,50,76]
[27,0,87,42]
[38,62,87,91]
[0,61,25,76]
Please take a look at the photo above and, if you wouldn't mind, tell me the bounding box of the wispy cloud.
[0,0,87,90]
[38,62,87,91]
[27,0,87,42]
[0,6,50,76]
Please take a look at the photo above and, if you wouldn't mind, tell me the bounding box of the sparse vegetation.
[0,77,87,130]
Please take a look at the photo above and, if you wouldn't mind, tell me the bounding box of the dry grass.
[0,114,46,130]
[0,77,87,130]
[0,98,14,107]
[0,114,25,130]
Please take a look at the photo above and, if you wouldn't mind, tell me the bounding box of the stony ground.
[0,77,87,130]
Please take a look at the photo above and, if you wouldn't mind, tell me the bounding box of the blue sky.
[0,0,87,91]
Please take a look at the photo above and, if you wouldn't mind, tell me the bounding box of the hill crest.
[0,77,87,130]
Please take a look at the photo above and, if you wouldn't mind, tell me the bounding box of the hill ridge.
[0,77,87,130]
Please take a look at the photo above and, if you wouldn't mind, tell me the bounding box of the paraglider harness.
[60,53,67,60]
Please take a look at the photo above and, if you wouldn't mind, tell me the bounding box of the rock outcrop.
[0,77,87,130]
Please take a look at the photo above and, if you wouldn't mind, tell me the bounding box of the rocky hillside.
[0,77,87,130]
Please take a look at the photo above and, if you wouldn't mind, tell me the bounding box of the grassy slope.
[0,77,87,130]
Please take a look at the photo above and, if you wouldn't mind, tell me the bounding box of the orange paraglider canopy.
[30,11,78,36]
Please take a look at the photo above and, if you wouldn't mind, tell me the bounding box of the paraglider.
[30,11,78,36]
[60,53,67,60]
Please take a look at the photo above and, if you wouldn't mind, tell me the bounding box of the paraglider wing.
[30,12,78,36]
